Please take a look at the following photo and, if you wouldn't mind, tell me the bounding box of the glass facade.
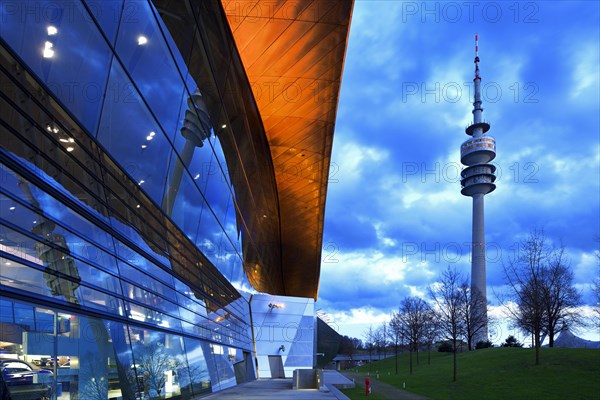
[0,0,287,398]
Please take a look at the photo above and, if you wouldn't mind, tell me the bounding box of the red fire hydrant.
[365,377,371,396]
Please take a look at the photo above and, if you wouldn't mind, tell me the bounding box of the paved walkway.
[199,379,335,399]
[199,373,352,399]
[342,372,430,400]
[322,370,355,389]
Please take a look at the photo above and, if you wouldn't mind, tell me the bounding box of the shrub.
[501,335,524,348]
[438,341,453,352]
[475,340,493,349]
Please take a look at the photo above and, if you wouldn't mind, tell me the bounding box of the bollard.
[365,377,371,396]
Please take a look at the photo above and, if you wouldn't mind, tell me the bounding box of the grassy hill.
[343,347,600,399]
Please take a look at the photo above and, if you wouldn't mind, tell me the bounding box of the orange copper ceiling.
[222,0,354,299]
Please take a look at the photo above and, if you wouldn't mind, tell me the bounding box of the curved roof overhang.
[222,0,354,300]
[154,0,353,300]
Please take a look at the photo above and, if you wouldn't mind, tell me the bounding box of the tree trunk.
[416,346,419,365]
[409,348,413,375]
[427,344,431,365]
[395,345,398,375]
[548,328,555,347]
[534,332,541,365]
[369,347,372,373]
[452,348,457,382]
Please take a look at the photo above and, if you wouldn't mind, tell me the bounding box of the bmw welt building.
[0,0,353,398]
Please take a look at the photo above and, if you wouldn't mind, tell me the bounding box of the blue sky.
[317,1,600,343]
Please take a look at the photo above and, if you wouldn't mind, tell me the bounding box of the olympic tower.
[460,34,496,344]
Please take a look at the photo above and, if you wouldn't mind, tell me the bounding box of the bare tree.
[429,266,466,382]
[381,323,388,358]
[503,231,582,363]
[388,312,402,374]
[540,246,582,347]
[422,308,439,365]
[134,341,180,397]
[594,270,600,328]
[398,297,431,375]
[373,326,385,359]
[373,323,388,359]
[593,239,600,328]
[459,280,489,350]
[503,231,547,365]
[363,325,375,373]
[79,353,108,400]
[339,335,358,361]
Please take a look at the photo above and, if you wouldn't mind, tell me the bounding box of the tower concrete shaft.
[460,34,496,345]
[471,193,487,341]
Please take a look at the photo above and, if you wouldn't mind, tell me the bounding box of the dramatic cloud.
[318,1,600,342]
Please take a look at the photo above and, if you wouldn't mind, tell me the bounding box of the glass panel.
[182,337,212,397]
[125,301,181,333]
[166,169,202,244]
[84,0,124,45]
[121,280,179,318]
[0,223,122,297]
[116,1,185,139]
[115,0,188,143]
[173,279,208,317]
[206,343,236,391]
[114,240,174,291]
[0,0,113,133]
[55,314,116,400]
[106,319,138,399]
[128,326,188,399]
[103,193,171,269]
[97,60,170,205]
[0,164,116,255]
[0,301,55,399]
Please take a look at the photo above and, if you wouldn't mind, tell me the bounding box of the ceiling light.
[138,180,145,185]
[136,204,141,209]
[141,144,147,149]
[47,26,58,36]
[9,206,15,211]
[194,174,200,180]
[146,135,153,141]
[59,138,69,143]
[221,124,227,129]
[68,138,75,143]
[43,41,54,58]
[149,131,156,137]
[66,147,74,152]
[137,35,148,45]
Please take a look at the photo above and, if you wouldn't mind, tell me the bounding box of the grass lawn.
[341,384,388,400]
[344,347,600,399]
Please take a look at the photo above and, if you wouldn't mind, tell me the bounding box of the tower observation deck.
[461,34,496,345]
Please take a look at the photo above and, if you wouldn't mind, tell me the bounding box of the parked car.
[0,359,52,400]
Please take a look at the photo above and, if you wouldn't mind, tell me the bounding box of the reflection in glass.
[0,0,113,133]
[163,90,213,217]
[128,327,190,399]
[183,337,212,396]
[1,175,81,304]
[97,60,170,205]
